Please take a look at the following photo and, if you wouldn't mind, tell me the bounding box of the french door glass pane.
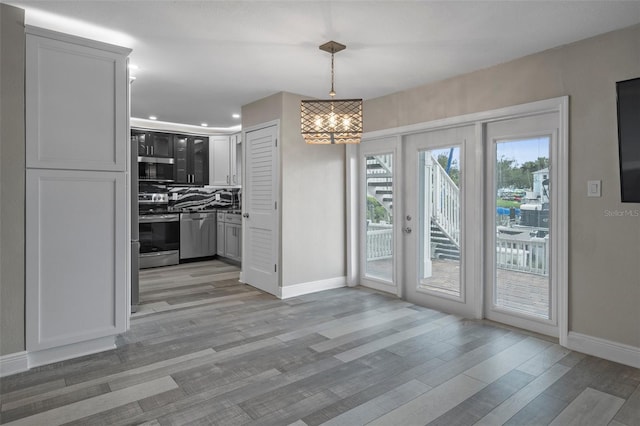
[419,147,461,297]
[365,154,393,281]
[494,137,550,318]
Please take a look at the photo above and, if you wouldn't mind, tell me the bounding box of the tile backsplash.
[168,187,240,210]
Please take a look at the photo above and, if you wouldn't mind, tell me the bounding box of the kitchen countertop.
[174,208,241,214]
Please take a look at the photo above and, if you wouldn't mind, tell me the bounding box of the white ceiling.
[6,1,640,131]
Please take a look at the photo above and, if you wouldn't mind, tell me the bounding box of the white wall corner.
[0,351,29,377]
[279,277,347,299]
[566,331,640,369]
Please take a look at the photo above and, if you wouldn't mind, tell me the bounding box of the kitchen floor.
[1,261,639,425]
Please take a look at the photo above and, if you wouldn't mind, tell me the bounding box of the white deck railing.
[365,226,549,276]
[428,155,460,248]
[366,223,393,261]
[496,236,549,276]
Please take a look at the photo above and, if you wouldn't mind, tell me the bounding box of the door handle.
[403,227,412,234]
[242,213,249,218]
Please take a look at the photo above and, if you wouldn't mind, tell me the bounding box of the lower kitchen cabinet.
[216,216,225,256]
[216,211,242,262]
[224,222,242,261]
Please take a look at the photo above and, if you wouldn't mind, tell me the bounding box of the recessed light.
[148,115,157,120]
[200,123,208,127]
[232,113,240,119]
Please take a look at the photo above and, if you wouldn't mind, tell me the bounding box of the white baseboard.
[279,276,347,299]
[0,351,29,377]
[28,336,117,369]
[566,331,640,369]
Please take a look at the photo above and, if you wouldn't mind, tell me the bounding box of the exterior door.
[403,125,480,318]
[243,124,279,296]
[359,137,400,295]
[485,112,559,337]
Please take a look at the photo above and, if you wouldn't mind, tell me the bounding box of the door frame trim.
[347,96,568,345]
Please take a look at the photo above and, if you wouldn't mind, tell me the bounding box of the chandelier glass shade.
[301,41,362,144]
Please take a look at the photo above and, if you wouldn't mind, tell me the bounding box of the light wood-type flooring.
[1,259,639,425]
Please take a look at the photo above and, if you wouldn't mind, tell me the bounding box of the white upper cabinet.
[25,27,130,171]
[209,133,242,187]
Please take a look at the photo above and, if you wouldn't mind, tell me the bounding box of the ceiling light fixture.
[232,113,240,119]
[148,115,157,120]
[301,41,362,144]
[200,123,208,127]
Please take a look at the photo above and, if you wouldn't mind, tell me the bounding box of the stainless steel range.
[138,187,180,268]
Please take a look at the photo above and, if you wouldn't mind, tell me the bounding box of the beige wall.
[242,92,346,288]
[0,3,26,356]
[364,25,640,347]
[280,92,346,287]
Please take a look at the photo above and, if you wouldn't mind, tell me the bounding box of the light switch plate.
[587,180,601,197]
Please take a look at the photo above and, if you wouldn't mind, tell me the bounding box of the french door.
[485,113,560,337]
[356,98,567,338]
[402,126,480,318]
[359,137,401,295]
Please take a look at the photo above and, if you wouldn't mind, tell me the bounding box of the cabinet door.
[26,32,129,171]
[174,135,189,184]
[149,132,173,158]
[190,136,209,185]
[26,169,127,351]
[210,136,231,186]
[133,131,149,156]
[217,221,225,255]
[225,223,241,260]
[234,138,242,186]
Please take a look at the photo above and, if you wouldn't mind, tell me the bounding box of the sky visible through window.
[497,137,549,166]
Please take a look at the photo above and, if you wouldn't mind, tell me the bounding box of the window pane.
[494,137,550,318]
[419,147,461,297]
[365,154,393,281]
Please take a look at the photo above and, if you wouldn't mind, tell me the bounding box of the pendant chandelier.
[301,41,362,144]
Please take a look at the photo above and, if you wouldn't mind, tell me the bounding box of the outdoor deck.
[366,258,549,318]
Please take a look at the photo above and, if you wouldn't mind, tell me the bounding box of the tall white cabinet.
[25,27,131,366]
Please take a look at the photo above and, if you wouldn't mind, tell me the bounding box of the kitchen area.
[131,128,243,312]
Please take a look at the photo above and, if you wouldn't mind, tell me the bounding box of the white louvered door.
[243,124,279,295]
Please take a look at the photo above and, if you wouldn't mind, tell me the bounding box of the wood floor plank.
[427,369,534,426]
[367,374,487,426]
[2,349,215,411]
[3,376,177,426]
[549,387,625,426]
[612,384,640,426]
[3,260,640,426]
[334,314,459,363]
[463,336,552,384]
[320,380,431,426]
[476,362,572,426]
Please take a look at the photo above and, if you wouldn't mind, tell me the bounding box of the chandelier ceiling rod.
[319,41,345,97]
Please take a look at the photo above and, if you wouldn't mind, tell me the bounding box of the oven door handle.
[139,214,180,223]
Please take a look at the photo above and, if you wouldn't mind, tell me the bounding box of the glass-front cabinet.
[134,130,174,158]
[174,135,209,185]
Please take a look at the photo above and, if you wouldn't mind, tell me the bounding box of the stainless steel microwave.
[138,156,175,182]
